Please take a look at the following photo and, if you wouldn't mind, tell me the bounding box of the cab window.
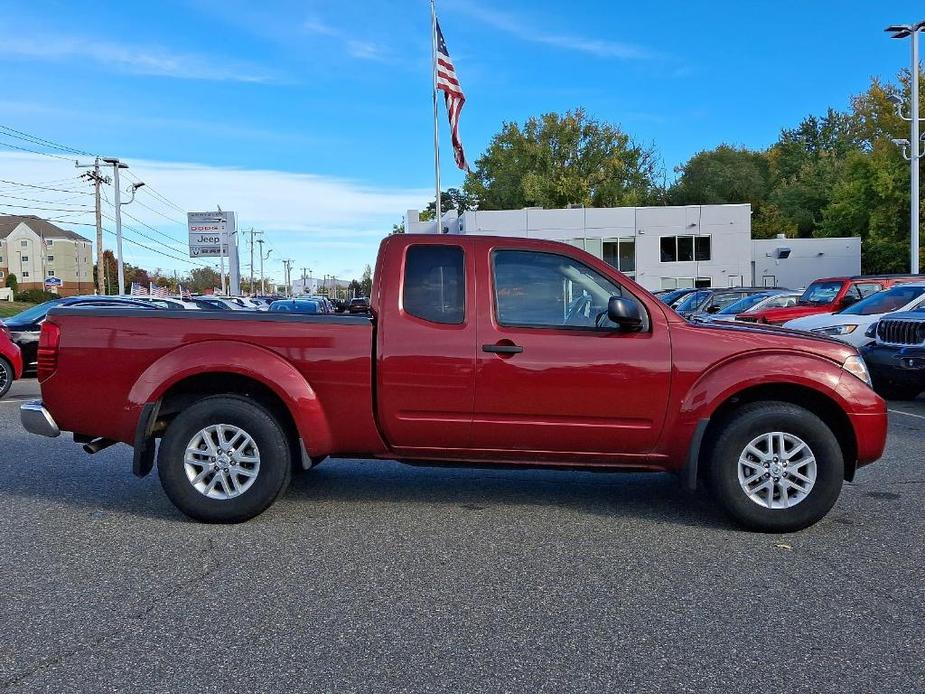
[403,245,465,324]
[492,250,647,330]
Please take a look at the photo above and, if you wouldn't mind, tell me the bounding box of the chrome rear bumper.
[20,401,60,438]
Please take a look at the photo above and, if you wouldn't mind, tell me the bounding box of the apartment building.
[0,215,94,296]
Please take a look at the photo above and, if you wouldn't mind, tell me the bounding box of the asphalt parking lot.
[0,379,923,694]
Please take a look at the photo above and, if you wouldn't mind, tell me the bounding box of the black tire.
[0,357,13,399]
[873,378,921,402]
[707,401,844,533]
[157,395,292,523]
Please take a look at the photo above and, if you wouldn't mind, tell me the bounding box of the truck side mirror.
[607,296,643,331]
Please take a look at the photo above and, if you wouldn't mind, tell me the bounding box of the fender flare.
[127,340,334,464]
[679,349,850,421]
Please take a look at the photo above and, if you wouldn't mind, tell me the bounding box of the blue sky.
[0,0,916,281]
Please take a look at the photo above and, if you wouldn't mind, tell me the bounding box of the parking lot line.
[888,408,925,420]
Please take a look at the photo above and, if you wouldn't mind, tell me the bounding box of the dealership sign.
[188,211,234,258]
[44,277,63,287]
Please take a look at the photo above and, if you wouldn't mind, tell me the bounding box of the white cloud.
[304,18,390,62]
[447,2,654,60]
[0,35,279,83]
[0,152,428,278]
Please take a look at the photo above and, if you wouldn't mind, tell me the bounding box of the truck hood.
[747,303,833,324]
[689,318,858,363]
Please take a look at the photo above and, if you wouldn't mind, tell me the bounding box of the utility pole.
[282,259,293,297]
[886,19,925,274]
[301,267,308,296]
[247,228,261,295]
[77,158,110,295]
[101,158,143,295]
[257,240,272,294]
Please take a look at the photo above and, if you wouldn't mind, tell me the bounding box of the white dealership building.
[405,204,861,292]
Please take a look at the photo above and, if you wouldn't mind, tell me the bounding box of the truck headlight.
[865,322,878,339]
[842,355,872,387]
[812,324,858,336]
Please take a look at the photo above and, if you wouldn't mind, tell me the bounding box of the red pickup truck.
[21,235,887,532]
[740,275,917,325]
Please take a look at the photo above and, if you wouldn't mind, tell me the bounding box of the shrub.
[14,289,59,303]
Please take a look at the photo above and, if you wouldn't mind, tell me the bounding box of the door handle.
[482,343,523,354]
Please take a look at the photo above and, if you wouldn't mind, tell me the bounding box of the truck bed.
[40,308,383,454]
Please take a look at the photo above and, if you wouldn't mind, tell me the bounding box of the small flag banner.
[130,282,148,296]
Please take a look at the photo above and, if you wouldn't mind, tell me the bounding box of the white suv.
[783,282,925,347]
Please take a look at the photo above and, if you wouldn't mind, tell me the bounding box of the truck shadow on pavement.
[282,460,734,531]
[0,446,731,529]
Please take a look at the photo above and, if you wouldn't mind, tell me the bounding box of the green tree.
[4,273,17,292]
[669,145,771,207]
[464,108,661,209]
[359,264,373,298]
[419,188,474,220]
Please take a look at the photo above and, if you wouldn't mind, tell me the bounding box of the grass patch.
[0,301,35,318]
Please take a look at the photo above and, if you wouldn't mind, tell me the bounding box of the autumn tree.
[464,108,661,210]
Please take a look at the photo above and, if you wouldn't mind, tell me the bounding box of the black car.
[348,297,370,314]
[655,287,698,308]
[4,296,160,370]
[861,307,925,400]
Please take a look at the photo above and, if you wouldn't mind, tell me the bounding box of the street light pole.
[886,20,925,274]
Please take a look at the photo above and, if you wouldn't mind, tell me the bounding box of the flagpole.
[430,0,442,232]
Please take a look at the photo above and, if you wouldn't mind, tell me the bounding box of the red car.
[0,320,24,399]
[20,235,887,532]
[740,275,920,325]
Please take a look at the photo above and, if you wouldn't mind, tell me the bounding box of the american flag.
[150,284,169,298]
[435,20,468,171]
[130,282,148,296]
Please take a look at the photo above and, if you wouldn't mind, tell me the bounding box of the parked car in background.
[862,302,925,400]
[21,234,887,532]
[700,289,791,323]
[348,297,370,314]
[743,275,920,325]
[3,296,160,371]
[784,283,925,348]
[725,291,802,322]
[655,288,698,308]
[268,299,324,314]
[0,321,23,399]
[133,297,201,310]
[675,287,780,321]
[189,297,248,311]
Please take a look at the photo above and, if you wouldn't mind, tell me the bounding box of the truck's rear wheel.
[157,395,291,523]
[707,402,843,533]
[0,358,12,399]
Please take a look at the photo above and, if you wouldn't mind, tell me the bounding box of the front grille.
[878,319,925,346]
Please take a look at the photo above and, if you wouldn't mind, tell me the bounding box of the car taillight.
[37,322,61,381]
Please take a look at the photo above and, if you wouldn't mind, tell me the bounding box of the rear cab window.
[402,245,465,324]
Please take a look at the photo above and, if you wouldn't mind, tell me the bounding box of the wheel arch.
[699,383,858,483]
[128,341,334,474]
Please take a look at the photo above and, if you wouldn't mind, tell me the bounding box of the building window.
[659,236,711,262]
[48,270,56,277]
[46,239,54,246]
[22,271,29,278]
[602,238,636,277]
[47,255,54,262]
[727,275,744,287]
[402,245,465,324]
[0,271,4,279]
[661,276,712,290]
[21,255,28,262]
[20,240,28,247]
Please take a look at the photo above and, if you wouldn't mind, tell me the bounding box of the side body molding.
[127,340,334,457]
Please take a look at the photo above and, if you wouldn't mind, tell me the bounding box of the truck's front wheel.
[157,396,292,523]
[708,402,844,533]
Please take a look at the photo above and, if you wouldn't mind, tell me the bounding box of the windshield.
[841,285,925,316]
[799,281,842,305]
[747,294,799,311]
[674,290,710,313]
[717,293,770,315]
[5,299,65,324]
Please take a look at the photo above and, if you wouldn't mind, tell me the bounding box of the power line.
[0,202,95,213]
[0,179,91,195]
[0,125,95,157]
[0,138,76,161]
[0,191,91,206]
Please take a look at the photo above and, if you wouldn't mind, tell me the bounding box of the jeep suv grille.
[878,318,925,346]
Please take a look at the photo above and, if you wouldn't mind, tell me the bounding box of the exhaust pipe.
[83,438,117,455]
